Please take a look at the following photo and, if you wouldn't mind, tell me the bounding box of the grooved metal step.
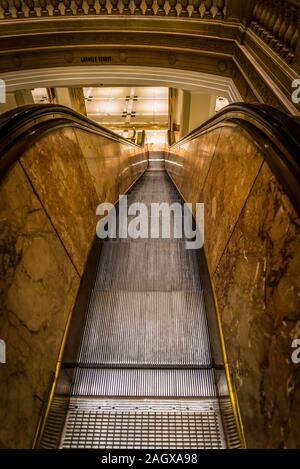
[79,291,211,367]
[71,368,216,397]
[127,171,176,201]
[39,397,69,449]
[95,242,202,291]
[219,398,243,449]
[147,152,165,171]
[60,398,227,449]
[127,191,181,204]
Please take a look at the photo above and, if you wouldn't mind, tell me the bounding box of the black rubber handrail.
[0,104,143,178]
[169,103,300,215]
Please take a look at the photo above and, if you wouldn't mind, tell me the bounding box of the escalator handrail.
[0,104,143,178]
[169,102,300,215]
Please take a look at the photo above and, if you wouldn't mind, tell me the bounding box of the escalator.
[1,103,299,449]
[40,167,241,449]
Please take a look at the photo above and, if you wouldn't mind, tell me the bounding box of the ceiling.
[83,86,169,129]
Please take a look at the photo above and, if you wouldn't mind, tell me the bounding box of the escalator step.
[79,291,211,367]
[95,241,202,291]
[71,368,216,397]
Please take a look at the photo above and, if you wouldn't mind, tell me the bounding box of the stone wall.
[0,126,147,448]
[166,126,300,448]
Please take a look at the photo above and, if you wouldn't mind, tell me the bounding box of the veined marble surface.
[166,128,221,207]
[0,162,79,448]
[74,128,148,204]
[20,127,99,276]
[214,163,300,448]
[166,126,300,448]
[203,126,262,274]
[1,125,147,448]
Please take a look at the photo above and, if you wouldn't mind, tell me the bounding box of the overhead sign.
[80,56,112,63]
[0,79,5,103]
[0,339,5,364]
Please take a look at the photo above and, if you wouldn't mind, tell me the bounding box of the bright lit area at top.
[83,86,169,130]
[28,86,230,143]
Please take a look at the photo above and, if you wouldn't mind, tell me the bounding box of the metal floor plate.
[60,398,227,449]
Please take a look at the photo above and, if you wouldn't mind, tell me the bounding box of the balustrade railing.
[0,0,226,19]
[250,0,300,64]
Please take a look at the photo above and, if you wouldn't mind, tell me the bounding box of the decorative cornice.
[0,29,236,56]
[234,45,299,114]
[0,16,298,115]
[0,49,234,77]
[243,30,300,112]
[0,16,244,41]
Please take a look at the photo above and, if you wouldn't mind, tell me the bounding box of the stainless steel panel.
[60,398,227,449]
[72,368,216,397]
[79,291,211,366]
[94,242,202,291]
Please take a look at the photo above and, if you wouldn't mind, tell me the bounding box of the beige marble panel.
[167,126,262,270]
[74,129,122,203]
[166,128,221,208]
[0,163,80,448]
[187,129,221,203]
[213,163,300,448]
[166,124,300,447]
[20,127,99,275]
[1,123,148,448]
[74,128,148,204]
[203,125,262,274]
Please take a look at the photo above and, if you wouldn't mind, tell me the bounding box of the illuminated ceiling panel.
[136,87,168,98]
[134,99,168,115]
[83,86,168,129]
[86,99,124,115]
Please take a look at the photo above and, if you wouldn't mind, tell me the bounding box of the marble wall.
[166,126,300,448]
[74,128,148,204]
[214,163,300,448]
[0,163,80,448]
[20,128,99,276]
[0,126,148,448]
